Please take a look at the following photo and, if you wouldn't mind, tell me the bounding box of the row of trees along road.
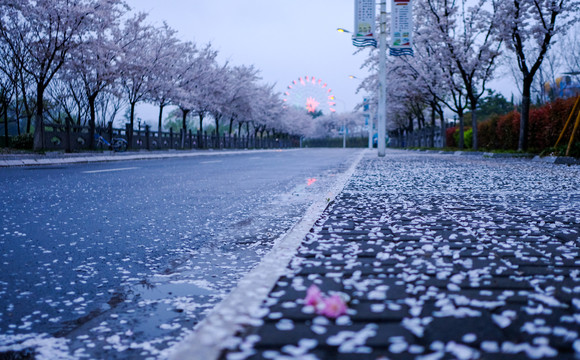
[357,0,580,151]
[0,0,316,151]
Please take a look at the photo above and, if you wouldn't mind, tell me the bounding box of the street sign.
[390,0,414,56]
[353,0,377,47]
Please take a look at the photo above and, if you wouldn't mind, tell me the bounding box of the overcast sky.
[124,0,372,120]
[123,1,516,123]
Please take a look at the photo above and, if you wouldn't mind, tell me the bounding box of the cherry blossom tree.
[396,5,470,148]
[64,0,128,146]
[309,111,365,139]
[400,51,448,147]
[419,0,503,150]
[217,65,261,136]
[144,23,182,145]
[95,89,125,127]
[205,63,231,137]
[278,107,315,137]
[358,34,438,147]
[0,43,36,134]
[229,80,262,137]
[386,58,431,138]
[172,43,219,146]
[0,69,13,145]
[171,41,199,138]
[440,65,470,148]
[251,84,284,138]
[359,47,435,146]
[497,0,580,150]
[47,78,88,126]
[115,12,155,146]
[0,0,108,150]
[0,41,18,143]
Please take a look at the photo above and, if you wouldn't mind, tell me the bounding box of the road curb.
[532,155,580,165]
[0,149,299,168]
[405,148,579,164]
[164,149,367,360]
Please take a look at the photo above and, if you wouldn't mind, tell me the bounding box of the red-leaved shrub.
[495,111,520,150]
[476,96,578,153]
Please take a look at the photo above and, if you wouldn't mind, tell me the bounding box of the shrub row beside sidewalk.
[446,97,580,157]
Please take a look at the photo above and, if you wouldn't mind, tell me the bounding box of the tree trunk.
[407,116,414,147]
[238,122,242,136]
[519,79,532,151]
[213,114,220,137]
[130,102,136,131]
[229,117,234,135]
[128,101,136,149]
[88,94,97,149]
[181,109,188,132]
[33,84,45,151]
[15,95,20,136]
[158,104,164,148]
[26,113,32,134]
[439,107,446,148]
[430,102,436,148]
[458,110,465,149]
[471,102,478,150]
[19,73,32,134]
[3,102,9,147]
[181,109,189,149]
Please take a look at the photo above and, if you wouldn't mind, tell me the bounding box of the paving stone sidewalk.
[222,151,580,360]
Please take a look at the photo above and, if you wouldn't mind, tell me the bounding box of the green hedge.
[448,127,473,149]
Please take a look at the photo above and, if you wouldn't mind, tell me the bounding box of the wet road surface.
[0,148,361,359]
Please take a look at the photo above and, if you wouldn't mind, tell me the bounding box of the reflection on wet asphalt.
[0,149,360,359]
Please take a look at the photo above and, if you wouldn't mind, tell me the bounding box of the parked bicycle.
[94,133,128,152]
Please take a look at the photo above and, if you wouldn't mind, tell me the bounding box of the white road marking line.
[82,167,139,174]
[200,160,223,164]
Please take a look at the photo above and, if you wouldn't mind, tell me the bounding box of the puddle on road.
[75,280,223,356]
[136,281,215,301]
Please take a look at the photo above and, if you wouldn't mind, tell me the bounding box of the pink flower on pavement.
[319,295,348,319]
[304,285,324,307]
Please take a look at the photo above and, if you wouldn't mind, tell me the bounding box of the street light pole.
[378,0,387,157]
[343,117,346,148]
[368,108,373,149]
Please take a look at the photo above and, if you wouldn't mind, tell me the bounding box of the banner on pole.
[353,0,377,48]
[390,0,414,56]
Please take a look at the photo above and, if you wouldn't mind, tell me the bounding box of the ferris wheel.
[283,76,336,114]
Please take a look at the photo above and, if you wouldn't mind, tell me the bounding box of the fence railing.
[389,127,446,148]
[42,122,299,151]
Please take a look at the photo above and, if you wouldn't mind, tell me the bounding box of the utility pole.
[377,0,387,157]
[343,116,346,148]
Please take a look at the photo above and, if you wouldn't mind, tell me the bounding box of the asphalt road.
[0,148,361,359]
